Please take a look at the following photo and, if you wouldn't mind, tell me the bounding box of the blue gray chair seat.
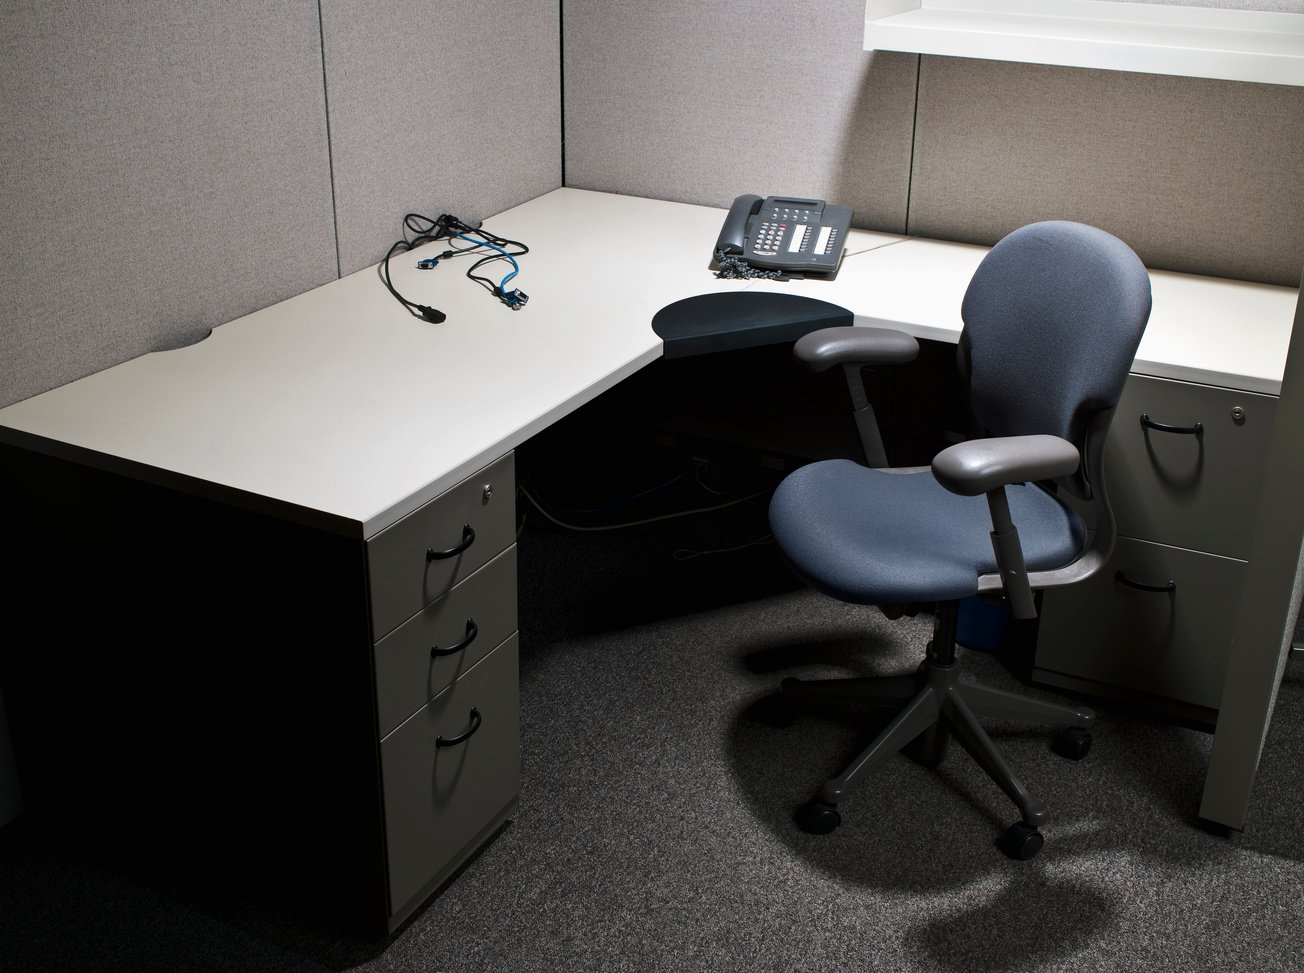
[770,461,1086,606]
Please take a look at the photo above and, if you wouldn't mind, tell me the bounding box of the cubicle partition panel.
[319,0,563,275]
[907,56,1304,287]
[560,0,918,234]
[0,0,339,409]
[560,1,1304,287]
[1,0,565,409]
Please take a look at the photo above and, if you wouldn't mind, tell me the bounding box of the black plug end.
[432,215,459,239]
[417,305,447,324]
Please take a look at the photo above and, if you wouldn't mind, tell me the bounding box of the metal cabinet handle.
[427,524,475,561]
[436,707,482,748]
[1139,413,1203,436]
[1115,571,1176,594]
[431,618,478,658]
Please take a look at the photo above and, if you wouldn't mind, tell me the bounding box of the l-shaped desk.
[0,189,1299,933]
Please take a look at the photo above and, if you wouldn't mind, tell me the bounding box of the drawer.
[374,545,517,737]
[368,452,516,639]
[1104,375,1275,560]
[1035,537,1246,711]
[381,633,520,913]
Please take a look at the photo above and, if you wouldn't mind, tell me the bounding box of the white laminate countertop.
[0,188,1295,538]
[0,189,898,536]
[771,236,1297,396]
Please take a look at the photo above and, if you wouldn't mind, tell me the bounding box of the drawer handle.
[431,618,479,658]
[1115,571,1176,594]
[436,707,482,748]
[1139,413,1203,437]
[427,524,475,561]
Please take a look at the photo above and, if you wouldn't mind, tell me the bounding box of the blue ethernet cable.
[455,231,528,308]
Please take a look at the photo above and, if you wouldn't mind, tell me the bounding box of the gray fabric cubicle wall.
[561,0,1304,288]
[8,0,1299,404]
[0,0,563,410]
[560,0,918,234]
[320,0,562,276]
[908,57,1304,288]
[1,0,338,409]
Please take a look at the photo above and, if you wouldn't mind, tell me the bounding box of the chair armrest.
[931,435,1080,497]
[933,436,1079,620]
[792,323,919,373]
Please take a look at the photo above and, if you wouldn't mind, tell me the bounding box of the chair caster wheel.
[795,799,841,835]
[996,821,1044,860]
[1052,726,1092,761]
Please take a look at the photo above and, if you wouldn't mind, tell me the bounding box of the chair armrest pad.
[792,324,920,372]
[932,435,1080,497]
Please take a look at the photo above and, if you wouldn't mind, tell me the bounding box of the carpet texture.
[1,504,1301,972]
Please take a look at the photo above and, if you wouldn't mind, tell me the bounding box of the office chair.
[768,220,1152,858]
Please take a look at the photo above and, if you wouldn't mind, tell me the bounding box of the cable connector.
[416,257,440,270]
[498,288,528,310]
[417,304,447,324]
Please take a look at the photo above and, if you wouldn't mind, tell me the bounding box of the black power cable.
[379,212,529,322]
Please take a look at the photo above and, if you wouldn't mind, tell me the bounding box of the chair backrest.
[958,220,1152,501]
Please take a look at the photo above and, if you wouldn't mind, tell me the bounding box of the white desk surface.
[769,236,1297,396]
[0,189,898,536]
[0,188,1296,537]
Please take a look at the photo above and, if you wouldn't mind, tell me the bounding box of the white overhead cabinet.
[864,1,1304,86]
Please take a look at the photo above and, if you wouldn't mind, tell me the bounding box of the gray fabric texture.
[1,0,563,408]
[560,0,918,234]
[960,221,1152,447]
[560,2,1303,285]
[320,0,562,275]
[0,0,338,409]
[909,56,1304,287]
[769,462,1085,603]
[6,0,1298,409]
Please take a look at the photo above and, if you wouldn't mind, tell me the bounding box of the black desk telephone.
[713,194,853,278]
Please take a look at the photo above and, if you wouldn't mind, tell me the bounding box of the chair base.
[781,613,1094,850]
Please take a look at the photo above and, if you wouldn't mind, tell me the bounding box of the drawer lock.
[431,618,479,658]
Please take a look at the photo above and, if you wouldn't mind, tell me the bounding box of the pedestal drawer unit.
[0,442,520,936]
[1035,374,1277,719]
[366,452,520,926]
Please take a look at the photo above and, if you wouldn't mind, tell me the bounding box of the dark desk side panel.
[0,444,389,935]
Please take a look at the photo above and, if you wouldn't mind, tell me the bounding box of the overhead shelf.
[864,0,1304,86]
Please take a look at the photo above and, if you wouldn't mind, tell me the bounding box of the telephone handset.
[714,194,852,278]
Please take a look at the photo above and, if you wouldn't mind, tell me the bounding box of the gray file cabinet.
[366,452,521,926]
[1035,374,1277,720]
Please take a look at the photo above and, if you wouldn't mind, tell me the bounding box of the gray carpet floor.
[2,502,1302,972]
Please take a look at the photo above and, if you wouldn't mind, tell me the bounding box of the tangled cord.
[380,212,530,322]
[713,249,789,281]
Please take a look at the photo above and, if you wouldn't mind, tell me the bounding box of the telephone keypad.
[755,220,787,256]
